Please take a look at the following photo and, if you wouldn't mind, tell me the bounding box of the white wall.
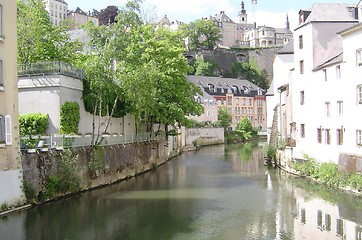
[0,170,25,206]
[18,75,136,135]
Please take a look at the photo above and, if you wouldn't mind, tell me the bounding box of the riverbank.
[275,154,362,197]
[1,128,225,216]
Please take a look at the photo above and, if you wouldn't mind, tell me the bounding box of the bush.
[19,113,48,136]
[58,149,81,193]
[60,102,80,134]
[265,145,276,160]
[291,156,362,191]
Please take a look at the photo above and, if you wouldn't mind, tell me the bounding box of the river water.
[1,142,362,240]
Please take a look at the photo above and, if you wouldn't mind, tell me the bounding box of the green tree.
[180,19,221,51]
[232,61,269,89]
[194,59,219,76]
[235,117,257,140]
[82,0,203,136]
[17,0,80,65]
[217,106,232,130]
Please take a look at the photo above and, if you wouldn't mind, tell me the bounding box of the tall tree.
[82,0,202,137]
[98,6,119,25]
[180,19,222,51]
[17,0,80,65]
[217,106,232,130]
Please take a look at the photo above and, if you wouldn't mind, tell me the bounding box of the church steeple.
[286,14,290,30]
[238,1,248,24]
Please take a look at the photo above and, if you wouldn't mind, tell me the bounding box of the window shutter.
[5,115,11,145]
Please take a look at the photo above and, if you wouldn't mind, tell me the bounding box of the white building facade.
[43,0,68,26]
[269,3,362,167]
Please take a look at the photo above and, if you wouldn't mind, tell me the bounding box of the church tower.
[238,1,248,24]
[286,14,290,30]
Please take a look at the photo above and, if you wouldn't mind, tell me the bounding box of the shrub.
[265,145,276,160]
[58,149,81,193]
[19,113,48,136]
[60,102,80,134]
[348,174,362,191]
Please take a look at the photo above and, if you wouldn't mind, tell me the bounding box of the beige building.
[0,1,25,206]
[188,75,267,131]
[43,0,68,26]
[208,1,292,48]
[67,7,99,30]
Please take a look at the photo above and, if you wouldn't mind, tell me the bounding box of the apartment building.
[43,0,68,26]
[268,2,362,166]
[188,92,218,123]
[188,75,267,130]
[0,1,25,206]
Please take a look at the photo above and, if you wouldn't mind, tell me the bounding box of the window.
[357,49,362,66]
[336,65,341,79]
[337,101,343,116]
[317,128,322,143]
[357,85,362,104]
[300,60,304,74]
[325,129,331,145]
[336,219,344,237]
[242,98,246,106]
[299,35,303,49]
[317,210,323,229]
[300,91,305,105]
[300,124,305,138]
[236,98,239,105]
[227,96,232,106]
[357,130,362,146]
[337,128,343,145]
[208,84,215,92]
[300,208,306,224]
[207,110,210,116]
[325,214,331,232]
[5,115,11,145]
[323,69,327,81]
[325,102,331,117]
[249,99,252,106]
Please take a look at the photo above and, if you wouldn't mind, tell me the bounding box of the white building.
[43,0,68,26]
[268,3,362,167]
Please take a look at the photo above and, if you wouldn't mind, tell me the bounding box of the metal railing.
[18,61,83,80]
[20,132,166,152]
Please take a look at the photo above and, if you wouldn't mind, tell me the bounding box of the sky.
[67,0,360,30]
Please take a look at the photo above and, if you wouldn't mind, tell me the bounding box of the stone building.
[188,75,267,131]
[0,0,25,206]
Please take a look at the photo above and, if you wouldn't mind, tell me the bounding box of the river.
[1,141,362,240]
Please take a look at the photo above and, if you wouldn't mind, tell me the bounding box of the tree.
[235,117,257,140]
[217,106,232,130]
[17,0,80,65]
[231,61,269,89]
[194,59,219,76]
[82,0,203,137]
[180,19,221,51]
[98,5,119,25]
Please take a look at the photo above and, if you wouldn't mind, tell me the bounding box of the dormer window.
[232,85,238,93]
[208,84,215,92]
[243,86,250,94]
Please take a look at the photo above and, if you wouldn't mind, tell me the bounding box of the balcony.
[18,61,83,80]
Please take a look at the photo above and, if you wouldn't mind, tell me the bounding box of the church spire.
[286,14,290,30]
[238,1,247,23]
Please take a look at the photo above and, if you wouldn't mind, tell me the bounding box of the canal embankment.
[1,128,224,215]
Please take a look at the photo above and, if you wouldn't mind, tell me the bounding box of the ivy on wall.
[19,113,48,136]
[60,102,80,134]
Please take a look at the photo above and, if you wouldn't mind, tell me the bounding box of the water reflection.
[0,142,362,239]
